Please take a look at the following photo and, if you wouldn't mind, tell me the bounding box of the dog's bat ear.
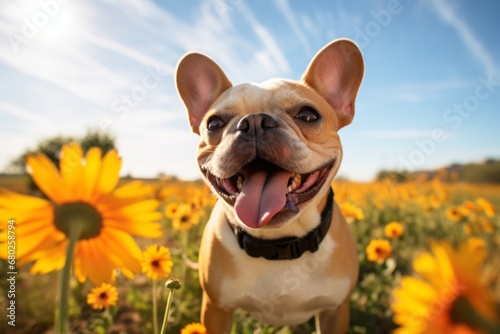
[301,39,364,129]
[176,53,232,134]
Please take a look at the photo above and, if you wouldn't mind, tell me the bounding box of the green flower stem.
[160,287,174,334]
[55,221,84,334]
[175,230,189,324]
[315,312,322,334]
[161,279,181,334]
[153,279,159,334]
[180,229,189,282]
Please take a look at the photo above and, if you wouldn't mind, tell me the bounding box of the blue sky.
[0,0,499,181]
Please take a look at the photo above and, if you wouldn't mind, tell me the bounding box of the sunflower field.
[0,144,499,334]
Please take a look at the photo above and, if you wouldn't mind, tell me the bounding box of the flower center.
[99,292,108,300]
[54,202,103,240]
[151,259,160,268]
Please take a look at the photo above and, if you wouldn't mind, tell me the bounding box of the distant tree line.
[376,159,500,183]
[5,128,116,174]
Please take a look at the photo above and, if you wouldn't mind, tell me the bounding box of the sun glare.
[12,1,83,46]
[41,11,75,43]
[39,6,79,44]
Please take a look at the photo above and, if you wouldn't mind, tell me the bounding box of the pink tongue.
[234,168,292,228]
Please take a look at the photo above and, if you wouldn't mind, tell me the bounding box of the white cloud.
[0,102,55,128]
[80,33,173,74]
[237,2,290,76]
[274,0,313,54]
[367,78,470,103]
[0,0,297,178]
[427,0,497,76]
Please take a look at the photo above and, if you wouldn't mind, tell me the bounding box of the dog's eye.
[295,107,320,122]
[207,116,225,131]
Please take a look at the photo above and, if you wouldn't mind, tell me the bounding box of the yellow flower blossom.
[340,202,365,222]
[385,221,404,238]
[476,197,495,218]
[366,239,392,263]
[86,282,118,310]
[0,143,163,284]
[445,207,462,222]
[392,242,499,333]
[181,323,208,334]
[165,202,180,219]
[141,244,173,280]
[172,204,201,230]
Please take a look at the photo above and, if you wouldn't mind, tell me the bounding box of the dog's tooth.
[290,174,301,191]
[288,185,292,192]
[237,175,243,192]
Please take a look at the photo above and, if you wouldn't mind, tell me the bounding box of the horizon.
[1,0,499,182]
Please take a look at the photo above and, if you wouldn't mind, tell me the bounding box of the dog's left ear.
[302,39,364,129]
[176,53,232,134]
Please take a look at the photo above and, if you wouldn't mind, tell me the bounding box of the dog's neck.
[223,185,332,240]
[225,188,334,260]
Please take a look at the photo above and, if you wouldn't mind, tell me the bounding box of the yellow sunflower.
[445,207,463,222]
[86,282,118,310]
[476,198,495,218]
[391,242,499,334]
[181,323,208,334]
[165,202,180,219]
[340,202,365,222]
[0,143,163,284]
[385,221,404,238]
[171,204,201,230]
[366,239,392,263]
[141,244,173,280]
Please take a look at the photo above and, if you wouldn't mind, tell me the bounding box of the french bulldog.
[176,38,364,333]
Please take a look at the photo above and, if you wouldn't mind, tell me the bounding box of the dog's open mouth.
[205,159,334,229]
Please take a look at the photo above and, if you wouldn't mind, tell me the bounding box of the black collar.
[227,188,334,260]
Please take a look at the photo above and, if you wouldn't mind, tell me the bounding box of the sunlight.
[11,1,83,46]
[39,5,79,45]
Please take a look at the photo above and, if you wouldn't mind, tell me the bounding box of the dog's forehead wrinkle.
[234,79,314,113]
[216,81,314,115]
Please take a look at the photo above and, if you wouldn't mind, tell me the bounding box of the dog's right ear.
[176,53,232,134]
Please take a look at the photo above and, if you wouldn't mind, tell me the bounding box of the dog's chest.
[217,236,351,326]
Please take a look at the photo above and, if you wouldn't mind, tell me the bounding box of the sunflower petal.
[83,238,115,284]
[113,180,151,198]
[92,149,121,199]
[430,243,455,288]
[104,218,163,238]
[99,227,142,273]
[30,243,66,274]
[60,143,84,201]
[10,224,58,259]
[0,188,51,211]
[0,206,53,228]
[73,241,89,283]
[103,199,159,220]
[17,236,65,267]
[82,147,102,201]
[26,154,64,203]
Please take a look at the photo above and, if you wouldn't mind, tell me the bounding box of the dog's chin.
[202,158,335,229]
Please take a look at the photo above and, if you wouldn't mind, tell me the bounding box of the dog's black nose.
[236,113,278,135]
